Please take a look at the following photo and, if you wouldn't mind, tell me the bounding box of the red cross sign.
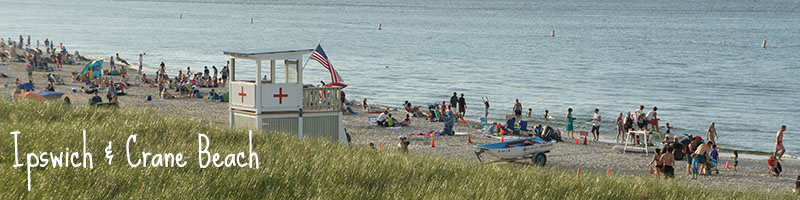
[273,87,288,104]
[238,86,247,103]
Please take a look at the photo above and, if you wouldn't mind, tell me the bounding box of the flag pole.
[301,40,320,70]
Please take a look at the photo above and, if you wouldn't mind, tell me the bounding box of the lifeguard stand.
[223,49,346,142]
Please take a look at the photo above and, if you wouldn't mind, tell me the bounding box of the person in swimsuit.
[768,154,782,176]
[648,148,663,179]
[692,141,712,179]
[661,147,675,179]
[513,99,522,116]
[566,108,576,139]
[776,125,786,160]
[707,122,718,145]
[482,97,490,122]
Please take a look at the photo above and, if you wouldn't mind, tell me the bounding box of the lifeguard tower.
[223,48,346,142]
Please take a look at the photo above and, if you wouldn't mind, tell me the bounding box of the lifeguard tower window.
[232,61,258,82]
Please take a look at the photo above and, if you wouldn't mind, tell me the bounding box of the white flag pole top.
[302,40,321,70]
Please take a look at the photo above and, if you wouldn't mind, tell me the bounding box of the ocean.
[2,0,799,154]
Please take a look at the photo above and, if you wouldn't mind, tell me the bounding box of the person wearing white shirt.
[591,108,602,141]
[376,111,389,127]
[633,105,645,130]
[646,107,660,132]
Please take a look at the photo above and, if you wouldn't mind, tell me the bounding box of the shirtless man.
[660,146,675,179]
[776,125,786,160]
[692,141,712,180]
[707,122,718,145]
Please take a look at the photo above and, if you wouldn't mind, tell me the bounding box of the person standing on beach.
[212,66,218,79]
[566,108,576,139]
[661,147,675,179]
[138,53,143,74]
[482,97,489,122]
[457,93,466,120]
[591,108,601,141]
[648,148,663,179]
[707,122,718,145]
[513,99,522,116]
[616,112,624,143]
[776,125,786,160]
[450,92,458,111]
[646,107,659,132]
[221,65,229,85]
[692,141,712,179]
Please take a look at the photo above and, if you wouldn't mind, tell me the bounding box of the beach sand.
[1,59,797,193]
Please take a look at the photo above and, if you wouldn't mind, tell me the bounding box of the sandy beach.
[1,49,797,193]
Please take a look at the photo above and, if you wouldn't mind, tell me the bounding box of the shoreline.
[2,45,798,192]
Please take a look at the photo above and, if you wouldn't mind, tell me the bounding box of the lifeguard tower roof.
[223,48,313,59]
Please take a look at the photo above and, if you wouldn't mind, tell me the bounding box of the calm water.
[2,0,799,154]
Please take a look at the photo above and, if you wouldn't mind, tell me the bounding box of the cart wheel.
[532,153,547,166]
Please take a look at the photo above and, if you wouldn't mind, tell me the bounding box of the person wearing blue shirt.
[90,93,103,105]
[710,145,720,174]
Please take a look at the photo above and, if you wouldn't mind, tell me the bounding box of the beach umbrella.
[38,91,65,101]
[81,58,104,79]
[16,82,34,91]
[323,82,348,88]
[14,92,47,101]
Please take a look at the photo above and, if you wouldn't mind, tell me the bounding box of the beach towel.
[368,116,377,124]
[406,130,443,137]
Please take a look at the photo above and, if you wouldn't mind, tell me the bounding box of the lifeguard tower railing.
[302,86,342,112]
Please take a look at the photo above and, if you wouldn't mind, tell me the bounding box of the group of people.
[1,36,89,82]
[150,61,229,100]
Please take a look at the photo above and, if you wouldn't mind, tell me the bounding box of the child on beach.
[733,151,739,172]
[768,154,782,177]
[710,145,720,174]
[794,176,800,193]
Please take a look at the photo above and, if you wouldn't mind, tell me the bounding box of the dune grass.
[0,100,793,199]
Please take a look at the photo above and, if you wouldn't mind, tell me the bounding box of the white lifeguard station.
[223,48,346,142]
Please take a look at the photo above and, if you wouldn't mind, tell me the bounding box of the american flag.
[311,44,343,83]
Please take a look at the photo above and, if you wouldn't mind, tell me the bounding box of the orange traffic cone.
[650,167,654,174]
[468,134,472,143]
[431,137,436,147]
[577,168,582,177]
[575,138,579,144]
[379,143,383,151]
[607,169,611,176]
[726,161,730,169]
[501,135,505,142]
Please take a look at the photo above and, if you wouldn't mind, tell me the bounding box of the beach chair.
[506,118,519,135]
[519,121,530,131]
[579,131,589,145]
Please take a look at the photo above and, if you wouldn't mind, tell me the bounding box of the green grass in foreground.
[0,100,793,199]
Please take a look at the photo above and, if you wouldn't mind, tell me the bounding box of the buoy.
[577,168,582,177]
[431,136,436,147]
[726,161,730,169]
[762,40,767,48]
[468,134,472,143]
[379,143,382,151]
[650,167,654,174]
[378,24,382,30]
[607,169,611,176]
[551,29,555,37]
[501,135,504,142]
[250,18,254,24]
